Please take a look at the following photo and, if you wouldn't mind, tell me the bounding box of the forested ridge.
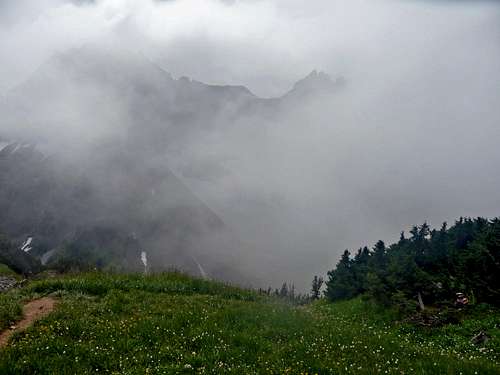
[325,217,500,311]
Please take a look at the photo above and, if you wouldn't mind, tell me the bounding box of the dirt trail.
[0,297,57,348]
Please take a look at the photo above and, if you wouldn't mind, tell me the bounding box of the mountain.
[0,138,226,276]
[0,44,341,149]
[0,44,258,150]
[0,44,343,282]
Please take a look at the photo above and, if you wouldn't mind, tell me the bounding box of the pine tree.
[325,250,357,301]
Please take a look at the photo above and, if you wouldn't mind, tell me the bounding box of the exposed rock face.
[471,331,490,346]
[0,276,17,292]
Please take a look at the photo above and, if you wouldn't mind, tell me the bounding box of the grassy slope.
[0,264,22,331]
[0,263,19,278]
[0,272,498,374]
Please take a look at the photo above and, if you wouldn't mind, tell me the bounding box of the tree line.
[321,217,500,311]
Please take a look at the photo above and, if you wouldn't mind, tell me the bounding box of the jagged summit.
[2,45,343,143]
[49,43,256,100]
[287,70,345,98]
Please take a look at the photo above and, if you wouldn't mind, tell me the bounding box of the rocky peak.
[287,70,345,98]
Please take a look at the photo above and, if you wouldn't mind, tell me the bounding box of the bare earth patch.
[0,297,57,348]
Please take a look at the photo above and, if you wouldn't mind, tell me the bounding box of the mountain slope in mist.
[0,139,225,276]
[0,44,342,283]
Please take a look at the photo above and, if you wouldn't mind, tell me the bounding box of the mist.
[0,0,499,291]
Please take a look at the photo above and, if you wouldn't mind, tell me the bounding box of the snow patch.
[21,237,33,252]
[41,249,56,265]
[140,251,148,274]
[191,255,209,280]
[11,143,22,153]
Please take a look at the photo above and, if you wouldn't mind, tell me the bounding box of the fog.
[0,0,499,291]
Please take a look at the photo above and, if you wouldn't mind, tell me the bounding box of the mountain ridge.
[0,44,344,285]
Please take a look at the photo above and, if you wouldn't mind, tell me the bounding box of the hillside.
[0,272,499,374]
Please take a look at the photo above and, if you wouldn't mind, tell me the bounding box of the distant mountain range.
[0,44,343,281]
[1,44,343,148]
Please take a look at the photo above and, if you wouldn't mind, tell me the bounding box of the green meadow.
[0,272,498,374]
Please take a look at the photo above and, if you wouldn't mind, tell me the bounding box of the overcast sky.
[1,0,499,97]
